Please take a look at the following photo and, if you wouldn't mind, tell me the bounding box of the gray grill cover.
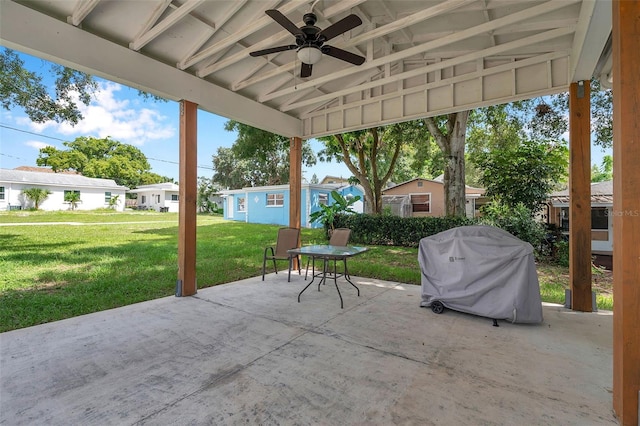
[419,225,543,323]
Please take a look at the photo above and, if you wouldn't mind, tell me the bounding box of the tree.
[387,122,444,184]
[1,48,97,125]
[36,136,168,188]
[541,79,612,149]
[318,126,404,214]
[422,112,471,217]
[476,139,568,214]
[21,188,51,210]
[2,47,166,126]
[591,155,613,182]
[64,191,82,210]
[213,121,316,188]
[197,176,220,213]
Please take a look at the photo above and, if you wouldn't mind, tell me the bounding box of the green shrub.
[332,214,477,247]
[555,240,569,267]
[478,200,546,250]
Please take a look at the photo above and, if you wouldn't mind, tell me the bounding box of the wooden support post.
[612,2,640,424]
[177,100,198,296]
[568,80,592,312]
[289,137,302,268]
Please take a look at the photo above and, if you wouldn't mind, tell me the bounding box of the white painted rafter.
[67,0,101,27]
[197,0,368,78]
[233,0,476,92]
[180,0,309,70]
[131,0,172,47]
[177,0,248,69]
[130,0,206,51]
[259,0,579,103]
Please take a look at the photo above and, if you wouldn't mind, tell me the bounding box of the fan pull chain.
[294,56,298,90]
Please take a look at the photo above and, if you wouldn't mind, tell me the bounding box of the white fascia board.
[0,1,302,138]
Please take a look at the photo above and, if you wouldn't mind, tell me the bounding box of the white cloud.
[24,82,176,146]
[25,140,53,150]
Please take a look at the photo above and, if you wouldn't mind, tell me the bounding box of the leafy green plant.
[309,190,361,232]
[555,240,569,267]
[108,194,120,209]
[21,187,52,210]
[478,199,546,250]
[64,191,81,210]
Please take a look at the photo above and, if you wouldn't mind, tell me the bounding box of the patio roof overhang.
[0,0,611,139]
[1,1,637,424]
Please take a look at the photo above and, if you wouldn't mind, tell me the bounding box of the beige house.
[382,178,485,218]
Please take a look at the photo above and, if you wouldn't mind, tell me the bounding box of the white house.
[0,167,128,211]
[128,182,180,212]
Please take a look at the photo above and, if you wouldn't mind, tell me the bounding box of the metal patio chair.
[262,227,301,281]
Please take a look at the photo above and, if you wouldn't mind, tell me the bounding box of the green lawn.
[0,210,612,332]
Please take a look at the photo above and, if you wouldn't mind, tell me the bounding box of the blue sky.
[0,49,351,184]
[1,49,611,184]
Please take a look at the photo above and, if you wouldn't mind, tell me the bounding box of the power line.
[1,123,214,171]
[1,124,68,142]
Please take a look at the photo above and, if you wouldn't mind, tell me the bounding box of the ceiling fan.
[249,10,365,78]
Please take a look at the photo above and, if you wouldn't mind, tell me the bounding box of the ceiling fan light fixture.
[297,46,322,64]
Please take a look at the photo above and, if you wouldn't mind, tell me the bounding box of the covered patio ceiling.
[2,2,638,425]
[0,0,612,139]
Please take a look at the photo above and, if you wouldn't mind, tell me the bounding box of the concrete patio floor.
[1,273,617,425]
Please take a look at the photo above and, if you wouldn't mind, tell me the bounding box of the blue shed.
[221,183,364,228]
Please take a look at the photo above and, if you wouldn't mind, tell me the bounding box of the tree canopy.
[212,121,316,188]
[1,47,167,126]
[466,99,569,215]
[1,48,97,125]
[36,136,171,188]
[476,139,568,213]
[318,125,405,214]
[591,155,613,182]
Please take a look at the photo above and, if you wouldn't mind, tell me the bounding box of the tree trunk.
[424,111,470,217]
[444,144,466,216]
[332,129,402,214]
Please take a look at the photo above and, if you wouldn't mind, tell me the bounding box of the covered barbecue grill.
[419,225,543,324]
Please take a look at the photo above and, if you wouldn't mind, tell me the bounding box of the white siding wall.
[135,190,179,212]
[0,183,126,211]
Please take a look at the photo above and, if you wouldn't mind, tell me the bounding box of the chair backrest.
[274,228,300,257]
[329,228,351,246]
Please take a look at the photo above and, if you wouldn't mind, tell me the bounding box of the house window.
[411,194,431,213]
[0,186,4,200]
[141,195,146,204]
[237,197,246,212]
[417,181,423,187]
[266,193,284,207]
[155,195,161,203]
[171,194,179,201]
[591,207,608,230]
[318,193,328,205]
[64,190,81,197]
[105,192,111,203]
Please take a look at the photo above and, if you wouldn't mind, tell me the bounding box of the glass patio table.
[288,245,368,309]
